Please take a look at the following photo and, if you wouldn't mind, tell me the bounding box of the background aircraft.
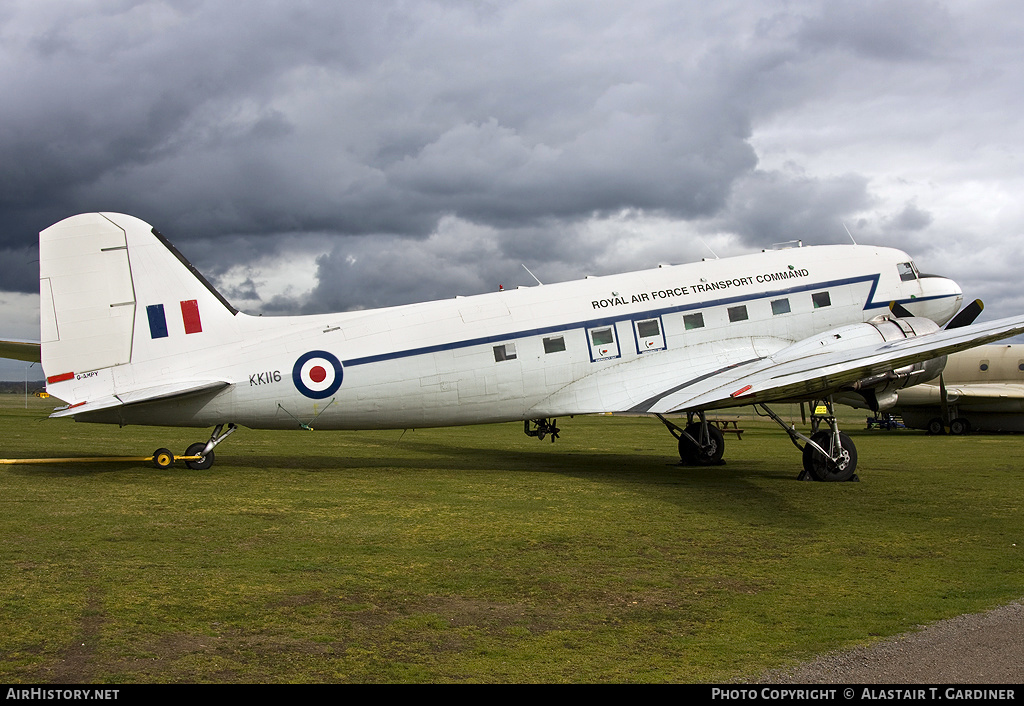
[882,344,1024,434]
[3,213,1024,481]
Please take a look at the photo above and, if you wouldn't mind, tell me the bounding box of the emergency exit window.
[634,317,666,353]
[587,325,620,361]
[636,320,660,338]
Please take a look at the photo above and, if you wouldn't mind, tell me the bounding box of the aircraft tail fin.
[40,213,239,403]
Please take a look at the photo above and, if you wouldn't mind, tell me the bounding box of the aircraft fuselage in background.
[888,344,1024,434]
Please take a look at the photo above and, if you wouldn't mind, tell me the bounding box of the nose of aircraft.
[911,274,964,326]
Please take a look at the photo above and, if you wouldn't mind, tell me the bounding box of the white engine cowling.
[852,317,947,410]
[776,315,947,411]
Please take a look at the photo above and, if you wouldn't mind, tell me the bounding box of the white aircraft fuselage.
[26,212,1024,479]
[43,213,961,431]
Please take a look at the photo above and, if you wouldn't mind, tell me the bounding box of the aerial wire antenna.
[700,239,720,260]
[522,264,543,285]
[843,223,857,245]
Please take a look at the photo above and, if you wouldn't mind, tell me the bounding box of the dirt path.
[747,600,1024,684]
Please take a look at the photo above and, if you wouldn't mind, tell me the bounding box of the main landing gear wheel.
[152,448,174,469]
[927,418,945,435]
[184,442,215,470]
[801,431,858,482]
[950,417,971,436]
[678,422,725,466]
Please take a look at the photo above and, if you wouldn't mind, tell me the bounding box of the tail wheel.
[152,448,174,469]
[802,431,857,482]
[184,442,215,470]
[678,422,725,466]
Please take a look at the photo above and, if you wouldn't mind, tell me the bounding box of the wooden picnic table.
[708,418,744,439]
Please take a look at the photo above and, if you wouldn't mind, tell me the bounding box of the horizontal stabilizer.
[49,380,230,418]
[0,339,41,363]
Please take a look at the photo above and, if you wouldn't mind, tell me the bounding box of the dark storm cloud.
[886,202,934,233]
[0,246,40,293]
[0,0,1022,333]
[795,0,956,61]
[0,2,770,289]
[4,7,390,208]
[701,169,874,247]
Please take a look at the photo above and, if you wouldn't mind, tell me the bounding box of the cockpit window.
[897,262,919,282]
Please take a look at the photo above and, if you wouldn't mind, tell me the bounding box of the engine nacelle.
[776,315,947,411]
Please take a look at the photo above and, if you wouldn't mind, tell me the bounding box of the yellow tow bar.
[0,451,202,469]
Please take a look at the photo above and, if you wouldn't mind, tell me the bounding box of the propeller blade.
[945,298,984,329]
[889,301,914,318]
[939,372,948,420]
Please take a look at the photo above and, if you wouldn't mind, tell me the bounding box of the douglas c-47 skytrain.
[2,212,1024,480]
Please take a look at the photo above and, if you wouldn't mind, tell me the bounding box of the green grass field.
[1,395,1022,683]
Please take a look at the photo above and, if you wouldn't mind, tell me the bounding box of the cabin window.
[683,312,705,330]
[812,292,831,308]
[897,262,919,282]
[587,325,620,361]
[979,360,990,372]
[728,305,748,322]
[634,317,666,353]
[493,343,517,362]
[543,336,566,354]
[771,298,791,315]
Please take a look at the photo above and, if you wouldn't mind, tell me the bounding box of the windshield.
[897,262,919,282]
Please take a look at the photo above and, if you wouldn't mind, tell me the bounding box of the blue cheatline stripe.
[341,274,874,369]
[339,273,959,370]
[147,304,168,339]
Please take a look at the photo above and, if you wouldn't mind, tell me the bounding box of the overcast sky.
[3,0,1024,378]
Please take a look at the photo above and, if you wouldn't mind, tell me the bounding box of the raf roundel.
[292,350,343,399]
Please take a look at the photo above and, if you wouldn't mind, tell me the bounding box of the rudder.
[40,213,136,380]
[40,213,239,399]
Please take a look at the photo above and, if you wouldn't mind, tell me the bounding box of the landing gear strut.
[183,423,237,470]
[657,412,725,466]
[757,398,858,482]
[524,418,560,442]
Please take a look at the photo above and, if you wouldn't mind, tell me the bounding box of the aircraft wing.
[0,339,41,363]
[940,384,1024,400]
[631,314,1024,414]
[49,380,230,418]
